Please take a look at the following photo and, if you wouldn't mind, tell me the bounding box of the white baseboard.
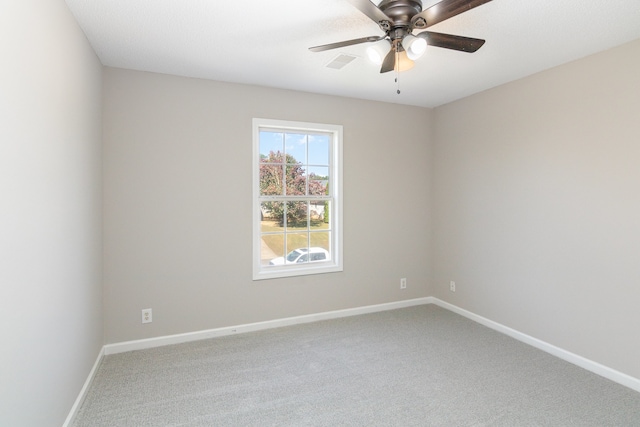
[96,295,639,398]
[431,298,640,394]
[62,346,104,427]
[104,297,433,355]
[65,297,640,425]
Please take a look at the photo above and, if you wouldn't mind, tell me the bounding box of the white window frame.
[252,118,343,280]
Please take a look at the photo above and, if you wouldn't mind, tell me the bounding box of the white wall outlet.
[400,278,407,289]
[142,308,152,324]
[449,281,456,292]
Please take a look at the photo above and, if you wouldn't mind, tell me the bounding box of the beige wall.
[432,39,640,379]
[2,2,638,420]
[102,68,433,344]
[0,1,103,426]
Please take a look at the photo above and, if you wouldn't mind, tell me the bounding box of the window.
[253,118,343,280]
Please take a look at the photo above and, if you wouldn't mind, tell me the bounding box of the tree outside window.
[253,119,342,280]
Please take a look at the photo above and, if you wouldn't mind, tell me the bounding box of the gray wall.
[102,68,433,344]
[432,39,640,379]
[0,1,103,426]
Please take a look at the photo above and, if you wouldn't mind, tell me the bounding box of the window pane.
[286,201,308,230]
[285,163,306,196]
[308,166,329,196]
[285,133,307,164]
[260,164,284,196]
[259,131,283,158]
[286,233,309,263]
[261,202,284,232]
[310,232,331,261]
[261,234,283,266]
[309,200,330,230]
[309,134,330,166]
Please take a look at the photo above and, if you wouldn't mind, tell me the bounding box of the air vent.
[325,54,357,70]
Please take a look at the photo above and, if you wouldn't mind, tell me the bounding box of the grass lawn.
[261,220,330,256]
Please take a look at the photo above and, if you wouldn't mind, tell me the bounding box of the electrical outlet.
[449,281,456,292]
[400,278,407,289]
[142,308,152,324]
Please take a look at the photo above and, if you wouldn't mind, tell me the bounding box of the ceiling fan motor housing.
[379,0,423,31]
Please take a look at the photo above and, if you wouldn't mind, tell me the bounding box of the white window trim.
[252,118,343,281]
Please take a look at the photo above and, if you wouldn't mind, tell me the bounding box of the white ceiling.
[65,0,640,108]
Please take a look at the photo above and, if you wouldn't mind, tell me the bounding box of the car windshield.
[286,250,302,262]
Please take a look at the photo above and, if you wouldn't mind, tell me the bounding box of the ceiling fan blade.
[309,35,384,52]
[411,0,492,29]
[417,31,486,52]
[346,0,393,28]
[380,47,396,73]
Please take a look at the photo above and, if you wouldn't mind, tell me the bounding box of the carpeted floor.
[72,305,640,426]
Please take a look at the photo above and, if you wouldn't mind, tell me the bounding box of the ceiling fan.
[309,0,493,73]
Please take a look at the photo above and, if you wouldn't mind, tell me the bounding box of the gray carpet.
[72,305,640,426]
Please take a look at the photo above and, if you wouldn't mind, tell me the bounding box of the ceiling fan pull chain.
[396,49,401,94]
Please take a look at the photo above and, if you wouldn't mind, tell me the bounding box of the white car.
[269,247,330,266]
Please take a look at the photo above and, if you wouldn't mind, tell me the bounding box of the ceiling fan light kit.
[366,39,392,64]
[310,0,492,74]
[402,34,427,60]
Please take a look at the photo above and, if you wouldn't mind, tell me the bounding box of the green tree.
[324,182,330,224]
